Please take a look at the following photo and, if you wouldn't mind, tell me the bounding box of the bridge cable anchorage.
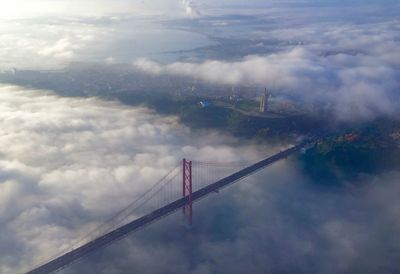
[25,141,313,274]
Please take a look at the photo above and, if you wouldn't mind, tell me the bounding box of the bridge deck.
[27,142,308,274]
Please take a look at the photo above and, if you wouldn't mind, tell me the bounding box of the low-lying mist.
[0,84,399,273]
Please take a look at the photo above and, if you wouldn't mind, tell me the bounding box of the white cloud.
[0,84,265,272]
[134,20,400,121]
[0,19,110,69]
[134,48,319,88]
[0,14,213,70]
[0,84,400,273]
[68,162,400,274]
[38,38,78,59]
[182,0,201,17]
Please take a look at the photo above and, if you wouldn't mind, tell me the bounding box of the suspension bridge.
[26,138,317,274]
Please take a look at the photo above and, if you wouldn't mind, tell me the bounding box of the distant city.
[0,62,313,117]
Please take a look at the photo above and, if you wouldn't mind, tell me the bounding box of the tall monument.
[259,88,270,113]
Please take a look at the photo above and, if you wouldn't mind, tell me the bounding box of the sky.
[0,0,183,18]
[0,0,400,273]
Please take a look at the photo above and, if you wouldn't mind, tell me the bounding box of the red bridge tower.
[182,158,193,225]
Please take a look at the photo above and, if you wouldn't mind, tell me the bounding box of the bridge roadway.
[27,140,311,274]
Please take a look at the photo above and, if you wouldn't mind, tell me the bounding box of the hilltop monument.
[259,88,271,113]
